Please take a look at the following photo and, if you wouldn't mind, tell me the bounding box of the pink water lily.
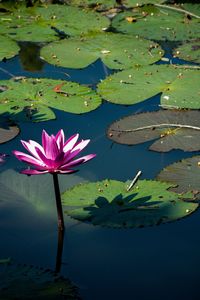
[13,129,96,175]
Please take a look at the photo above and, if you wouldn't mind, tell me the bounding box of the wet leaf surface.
[112,5,200,41]
[97,65,200,109]
[0,78,102,122]
[0,116,20,144]
[157,155,200,196]
[0,35,20,61]
[173,39,200,64]
[107,110,200,152]
[0,263,80,300]
[41,32,163,70]
[62,179,198,228]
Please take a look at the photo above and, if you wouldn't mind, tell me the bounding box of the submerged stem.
[52,173,65,231]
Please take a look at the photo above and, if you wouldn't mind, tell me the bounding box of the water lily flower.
[13,129,96,175]
[13,129,96,230]
[0,153,7,165]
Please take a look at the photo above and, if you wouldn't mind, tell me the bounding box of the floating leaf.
[157,155,200,196]
[0,263,80,300]
[97,64,200,109]
[123,0,166,6]
[41,32,163,70]
[62,179,198,228]
[0,78,102,122]
[0,35,20,61]
[66,0,115,9]
[173,39,200,64]
[0,116,20,144]
[112,5,200,41]
[107,110,200,152]
[0,4,110,42]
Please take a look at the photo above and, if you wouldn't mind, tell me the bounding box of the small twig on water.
[127,170,142,192]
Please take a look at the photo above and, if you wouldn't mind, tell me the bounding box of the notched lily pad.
[0,4,110,42]
[0,77,102,122]
[97,65,200,109]
[62,179,198,228]
[173,39,200,64]
[0,116,20,144]
[112,5,200,41]
[0,263,80,300]
[107,110,200,152]
[157,155,200,196]
[40,32,163,70]
[0,35,20,61]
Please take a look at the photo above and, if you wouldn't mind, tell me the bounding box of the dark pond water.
[0,42,200,300]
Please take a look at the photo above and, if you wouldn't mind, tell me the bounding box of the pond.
[0,1,200,299]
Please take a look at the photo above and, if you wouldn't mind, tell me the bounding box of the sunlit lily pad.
[0,263,80,300]
[0,35,20,61]
[173,39,200,64]
[0,78,102,122]
[107,110,200,152]
[123,0,166,6]
[97,64,200,109]
[0,4,110,42]
[41,32,163,70]
[112,5,200,41]
[66,0,115,9]
[157,155,200,196]
[0,116,20,144]
[62,179,198,228]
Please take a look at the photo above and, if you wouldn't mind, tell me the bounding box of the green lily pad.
[0,4,110,42]
[41,32,163,70]
[107,110,200,152]
[0,116,20,144]
[62,179,198,228]
[97,64,200,109]
[123,0,166,6]
[0,263,80,300]
[173,39,200,64]
[0,77,102,122]
[66,0,115,9]
[157,155,200,196]
[0,35,20,61]
[112,5,200,41]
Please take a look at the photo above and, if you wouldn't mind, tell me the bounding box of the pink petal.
[42,130,59,160]
[60,154,96,170]
[55,129,65,149]
[13,150,45,168]
[71,139,90,153]
[21,140,44,160]
[57,169,77,174]
[63,134,79,153]
[21,169,49,175]
[62,139,90,164]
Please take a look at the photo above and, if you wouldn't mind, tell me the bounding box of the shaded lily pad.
[66,0,115,9]
[62,179,198,228]
[157,155,200,196]
[41,32,163,70]
[0,263,80,300]
[112,5,200,41]
[97,64,200,109]
[0,4,110,42]
[0,116,20,144]
[0,78,102,122]
[0,35,20,61]
[107,110,200,152]
[173,39,200,64]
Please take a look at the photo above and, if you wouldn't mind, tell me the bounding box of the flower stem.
[55,228,65,273]
[52,173,65,231]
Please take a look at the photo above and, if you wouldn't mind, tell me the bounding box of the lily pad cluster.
[0,77,102,121]
[0,263,80,300]
[62,179,198,228]
[97,64,200,109]
[107,110,200,152]
[0,4,110,43]
[41,32,163,70]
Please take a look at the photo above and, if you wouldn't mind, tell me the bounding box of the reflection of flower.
[0,153,6,165]
[13,129,96,175]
